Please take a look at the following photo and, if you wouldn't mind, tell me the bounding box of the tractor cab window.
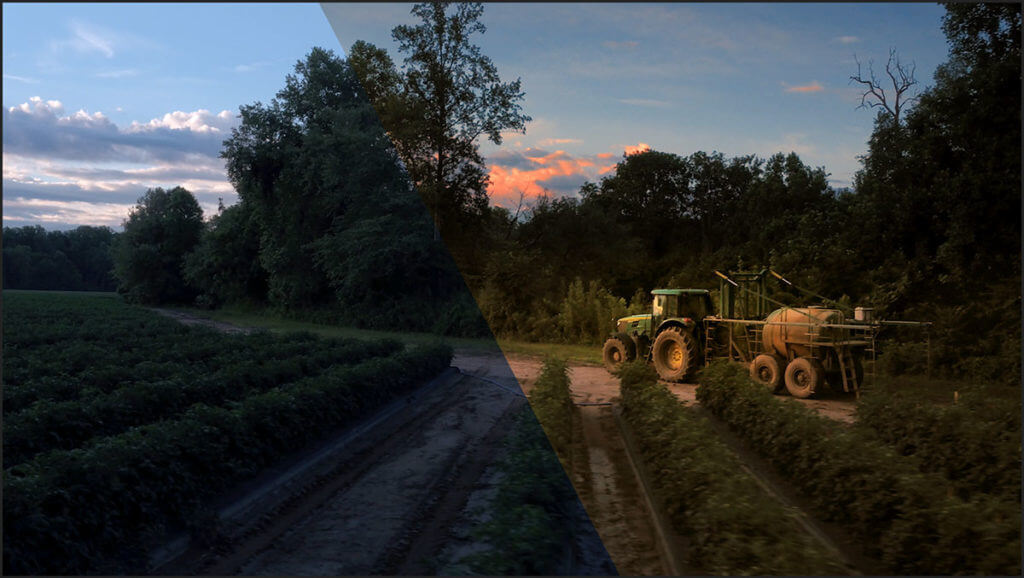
[653,295,676,317]
[653,295,665,316]
[679,296,708,320]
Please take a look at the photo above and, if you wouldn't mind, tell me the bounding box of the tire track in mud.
[573,404,678,576]
[231,361,522,576]
[154,351,529,576]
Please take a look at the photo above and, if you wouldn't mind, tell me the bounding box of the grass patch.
[167,304,605,364]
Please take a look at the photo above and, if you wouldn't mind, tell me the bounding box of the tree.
[353,2,530,249]
[112,187,204,304]
[220,47,483,333]
[182,203,267,306]
[849,48,920,126]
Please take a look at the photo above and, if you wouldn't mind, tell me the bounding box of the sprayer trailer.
[602,269,930,398]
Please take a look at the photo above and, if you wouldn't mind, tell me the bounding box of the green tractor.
[602,289,714,382]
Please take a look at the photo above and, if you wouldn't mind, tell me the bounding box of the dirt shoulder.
[504,352,858,424]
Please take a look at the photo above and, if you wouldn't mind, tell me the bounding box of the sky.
[4,3,951,230]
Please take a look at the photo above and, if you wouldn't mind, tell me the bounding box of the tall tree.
[111,187,204,304]
[851,2,1021,289]
[220,47,482,333]
[353,2,530,251]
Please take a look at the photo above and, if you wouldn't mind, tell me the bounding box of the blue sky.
[4,3,950,229]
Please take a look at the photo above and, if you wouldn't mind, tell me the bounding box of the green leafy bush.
[557,278,629,344]
[3,337,401,468]
[617,362,842,575]
[696,361,1021,575]
[856,388,1021,502]
[527,357,575,466]
[3,343,452,575]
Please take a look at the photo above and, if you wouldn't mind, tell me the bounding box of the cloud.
[488,149,601,204]
[2,195,133,228]
[95,69,139,79]
[2,98,239,228]
[4,97,237,163]
[617,98,671,108]
[538,137,583,147]
[234,60,273,73]
[3,74,39,84]
[129,109,236,134]
[487,143,650,206]
[783,81,824,93]
[52,21,116,58]
[602,40,639,49]
[624,142,652,155]
[833,36,860,44]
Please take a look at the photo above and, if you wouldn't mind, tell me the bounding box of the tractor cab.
[651,289,713,327]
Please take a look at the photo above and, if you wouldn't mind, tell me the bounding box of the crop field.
[2,291,452,575]
[696,362,1021,575]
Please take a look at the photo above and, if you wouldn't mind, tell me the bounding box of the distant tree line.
[8,3,1018,380]
[2,225,118,292]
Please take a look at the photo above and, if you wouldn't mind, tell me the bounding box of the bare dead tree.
[849,47,919,125]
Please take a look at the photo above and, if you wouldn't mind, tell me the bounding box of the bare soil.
[150,308,257,334]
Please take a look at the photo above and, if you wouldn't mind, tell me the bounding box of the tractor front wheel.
[602,334,635,373]
[652,327,698,382]
[784,356,824,398]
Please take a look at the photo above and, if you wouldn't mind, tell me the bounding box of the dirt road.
[154,341,612,576]
[504,354,859,423]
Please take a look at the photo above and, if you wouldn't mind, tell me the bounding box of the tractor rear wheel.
[602,335,635,373]
[784,356,824,398]
[652,327,698,382]
[750,354,785,393]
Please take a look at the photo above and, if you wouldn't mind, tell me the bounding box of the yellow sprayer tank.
[761,307,847,359]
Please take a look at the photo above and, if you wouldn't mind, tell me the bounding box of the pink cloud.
[624,142,651,155]
[784,81,824,93]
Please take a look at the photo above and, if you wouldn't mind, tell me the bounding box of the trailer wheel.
[784,356,824,398]
[652,327,698,382]
[602,334,635,372]
[750,354,784,393]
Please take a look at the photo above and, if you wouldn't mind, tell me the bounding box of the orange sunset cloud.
[624,142,651,155]
[784,81,824,93]
[487,143,653,206]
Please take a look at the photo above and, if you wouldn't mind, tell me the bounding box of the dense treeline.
[2,225,117,291]
[49,4,1017,379]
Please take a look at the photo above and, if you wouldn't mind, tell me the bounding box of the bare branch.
[849,48,919,125]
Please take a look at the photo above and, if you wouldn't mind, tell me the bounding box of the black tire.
[602,335,634,372]
[651,327,698,382]
[750,354,785,393]
[784,356,824,399]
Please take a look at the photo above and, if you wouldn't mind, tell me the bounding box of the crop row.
[855,388,1021,502]
[4,338,402,468]
[696,362,1021,576]
[526,358,575,466]
[3,342,453,576]
[617,363,843,575]
[4,320,348,412]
